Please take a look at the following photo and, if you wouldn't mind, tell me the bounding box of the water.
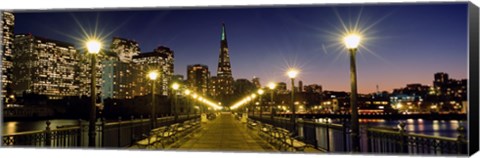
[2,119,86,135]
[320,118,467,138]
[293,118,468,152]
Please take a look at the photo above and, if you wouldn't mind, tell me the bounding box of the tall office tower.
[209,76,218,98]
[12,34,78,99]
[1,12,14,102]
[187,64,210,95]
[133,46,174,96]
[252,77,261,88]
[101,37,140,100]
[216,23,234,102]
[433,72,449,95]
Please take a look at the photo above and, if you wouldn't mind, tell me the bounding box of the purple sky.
[13,3,468,94]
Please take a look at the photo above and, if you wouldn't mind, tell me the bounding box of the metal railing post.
[456,125,467,154]
[140,115,145,136]
[45,121,51,147]
[130,115,134,146]
[342,121,348,152]
[118,116,122,147]
[101,117,106,147]
[366,125,372,153]
[77,119,82,147]
[326,118,330,152]
[399,122,408,153]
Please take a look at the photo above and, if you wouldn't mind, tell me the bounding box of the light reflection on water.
[2,119,86,135]
[306,118,467,152]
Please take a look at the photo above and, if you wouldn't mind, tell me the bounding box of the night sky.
[12,3,468,94]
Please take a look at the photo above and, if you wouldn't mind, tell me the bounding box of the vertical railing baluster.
[456,125,467,154]
[77,119,82,147]
[45,121,51,147]
[326,119,330,152]
[342,121,348,152]
[140,115,144,137]
[130,115,134,146]
[366,126,372,153]
[398,122,408,154]
[118,116,122,147]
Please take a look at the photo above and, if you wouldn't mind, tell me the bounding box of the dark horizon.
[10,3,468,94]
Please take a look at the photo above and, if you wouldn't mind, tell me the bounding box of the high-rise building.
[187,64,210,95]
[12,34,78,99]
[277,82,287,94]
[252,77,261,88]
[133,46,174,96]
[216,23,234,101]
[433,72,449,95]
[209,76,218,98]
[304,84,323,94]
[233,78,255,96]
[1,12,14,101]
[101,37,140,100]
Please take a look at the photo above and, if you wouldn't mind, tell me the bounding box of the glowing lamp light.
[287,69,299,79]
[172,83,180,90]
[257,89,264,95]
[86,40,102,54]
[343,34,362,49]
[147,71,159,80]
[268,82,276,90]
[184,89,191,95]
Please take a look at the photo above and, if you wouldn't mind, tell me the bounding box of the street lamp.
[250,94,256,116]
[287,68,298,133]
[184,89,191,118]
[257,89,264,118]
[268,82,276,120]
[148,71,159,129]
[172,83,180,121]
[344,33,361,152]
[86,40,101,147]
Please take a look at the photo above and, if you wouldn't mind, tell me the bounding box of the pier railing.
[249,115,468,155]
[2,114,199,148]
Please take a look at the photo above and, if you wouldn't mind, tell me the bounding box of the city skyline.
[11,3,468,94]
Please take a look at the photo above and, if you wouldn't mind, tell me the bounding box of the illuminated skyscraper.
[133,46,174,96]
[101,37,141,99]
[216,23,234,101]
[209,76,218,98]
[1,12,14,102]
[187,64,210,95]
[12,34,78,99]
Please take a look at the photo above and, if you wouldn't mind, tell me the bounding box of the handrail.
[3,130,46,137]
[407,133,458,142]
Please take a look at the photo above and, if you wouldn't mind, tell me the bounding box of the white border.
[0,0,477,10]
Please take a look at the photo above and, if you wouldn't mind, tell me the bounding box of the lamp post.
[250,94,256,116]
[287,69,298,134]
[247,96,252,115]
[268,82,276,120]
[257,89,264,118]
[86,40,101,147]
[184,89,191,119]
[172,83,180,121]
[148,71,159,129]
[344,34,361,152]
